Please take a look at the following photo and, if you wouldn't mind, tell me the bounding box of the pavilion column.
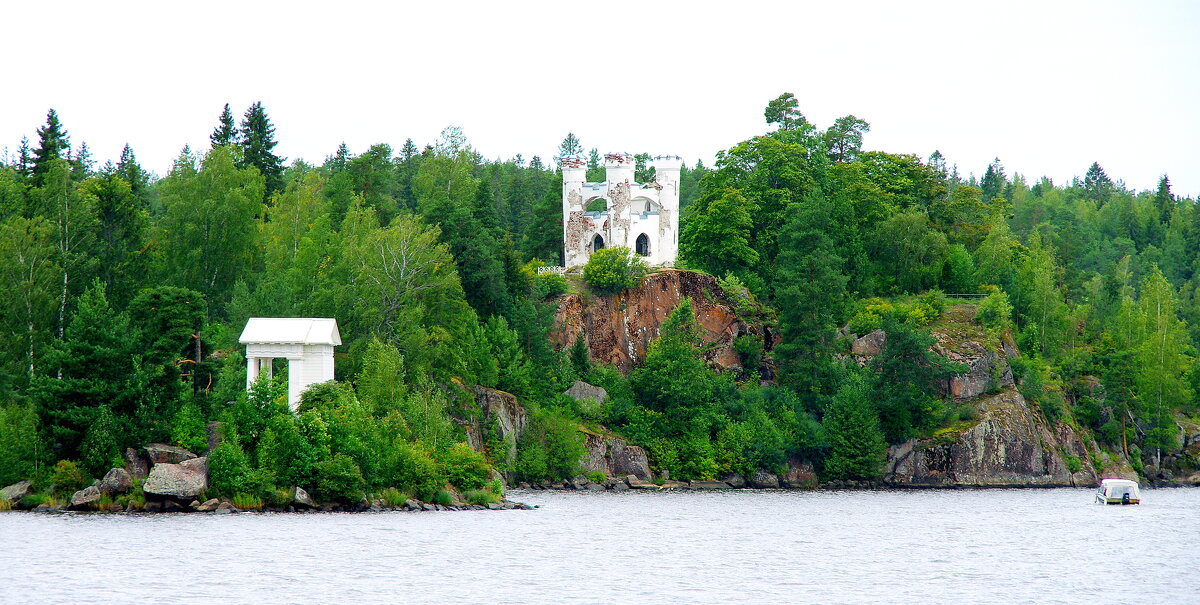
[246,357,259,390]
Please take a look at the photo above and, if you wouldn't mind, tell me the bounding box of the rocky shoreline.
[0,442,532,515]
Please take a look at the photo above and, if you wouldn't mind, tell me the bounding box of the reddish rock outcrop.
[552,269,769,374]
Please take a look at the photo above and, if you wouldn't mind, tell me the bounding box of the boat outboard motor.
[1122,492,1130,505]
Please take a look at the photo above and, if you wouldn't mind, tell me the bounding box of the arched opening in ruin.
[586,197,608,212]
[635,233,650,256]
[592,234,605,253]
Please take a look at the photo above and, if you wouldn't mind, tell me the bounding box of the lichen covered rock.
[143,457,208,499]
[885,387,1075,487]
[580,433,652,480]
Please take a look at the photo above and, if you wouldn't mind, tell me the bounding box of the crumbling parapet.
[559,152,682,270]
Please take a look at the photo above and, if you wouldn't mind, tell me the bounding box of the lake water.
[2,487,1196,604]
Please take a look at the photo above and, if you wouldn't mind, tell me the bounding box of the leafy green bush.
[381,440,439,500]
[583,246,647,293]
[80,405,122,478]
[734,334,764,373]
[438,442,491,491]
[585,470,606,484]
[379,487,408,507]
[1065,455,1083,474]
[315,453,365,504]
[432,489,454,506]
[465,488,501,506]
[50,460,89,495]
[976,290,1014,334]
[847,310,883,335]
[171,399,209,454]
[919,289,947,317]
[207,436,253,497]
[0,402,40,486]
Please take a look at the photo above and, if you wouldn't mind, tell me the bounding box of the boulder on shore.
[293,487,316,509]
[749,470,780,489]
[143,457,208,499]
[124,447,149,479]
[580,433,653,480]
[99,468,132,496]
[143,443,197,465]
[1,480,33,503]
[69,485,102,510]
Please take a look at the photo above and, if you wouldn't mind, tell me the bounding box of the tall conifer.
[238,101,285,196]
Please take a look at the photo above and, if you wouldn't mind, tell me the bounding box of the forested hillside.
[1,95,1196,506]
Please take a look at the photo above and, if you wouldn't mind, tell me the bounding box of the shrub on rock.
[583,246,647,294]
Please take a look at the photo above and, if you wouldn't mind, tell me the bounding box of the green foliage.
[823,372,887,480]
[231,493,264,511]
[207,433,254,498]
[871,317,966,443]
[79,405,122,478]
[465,487,501,506]
[315,453,365,504]
[432,489,454,506]
[50,460,89,495]
[381,440,440,500]
[734,334,764,373]
[1065,454,1083,474]
[976,290,1014,334]
[0,403,40,485]
[680,188,759,277]
[438,442,491,491]
[514,407,585,483]
[171,399,208,455]
[34,281,140,460]
[583,246,647,293]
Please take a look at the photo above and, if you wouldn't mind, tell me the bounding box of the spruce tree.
[210,103,237,147]
[823,372,887,480]
[31,109,70,185]
[238,101,285,195]
[115,144,149,198]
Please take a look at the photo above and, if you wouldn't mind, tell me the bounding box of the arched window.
[586,198,608,212]
[592,234,605,253]
[635,233,650,257]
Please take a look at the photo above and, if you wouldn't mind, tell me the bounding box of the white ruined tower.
[561,152,683,269]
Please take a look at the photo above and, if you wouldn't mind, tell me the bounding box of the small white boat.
[1095,478,1140,505]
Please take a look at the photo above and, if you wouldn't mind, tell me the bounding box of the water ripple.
[1,488,1197,603]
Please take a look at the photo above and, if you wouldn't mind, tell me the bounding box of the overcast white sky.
[3,1,1197,196]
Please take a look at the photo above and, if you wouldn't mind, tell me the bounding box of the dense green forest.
[1,94,1196,506]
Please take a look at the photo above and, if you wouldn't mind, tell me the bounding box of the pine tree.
[210,103,237,147]
[238,101,285,195]
[31,109,70,185]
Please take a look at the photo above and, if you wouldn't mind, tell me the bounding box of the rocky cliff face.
[852,305,1114,488]
[551,269,770,374]
[463,386,528,472]
[884,387,1098,487]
